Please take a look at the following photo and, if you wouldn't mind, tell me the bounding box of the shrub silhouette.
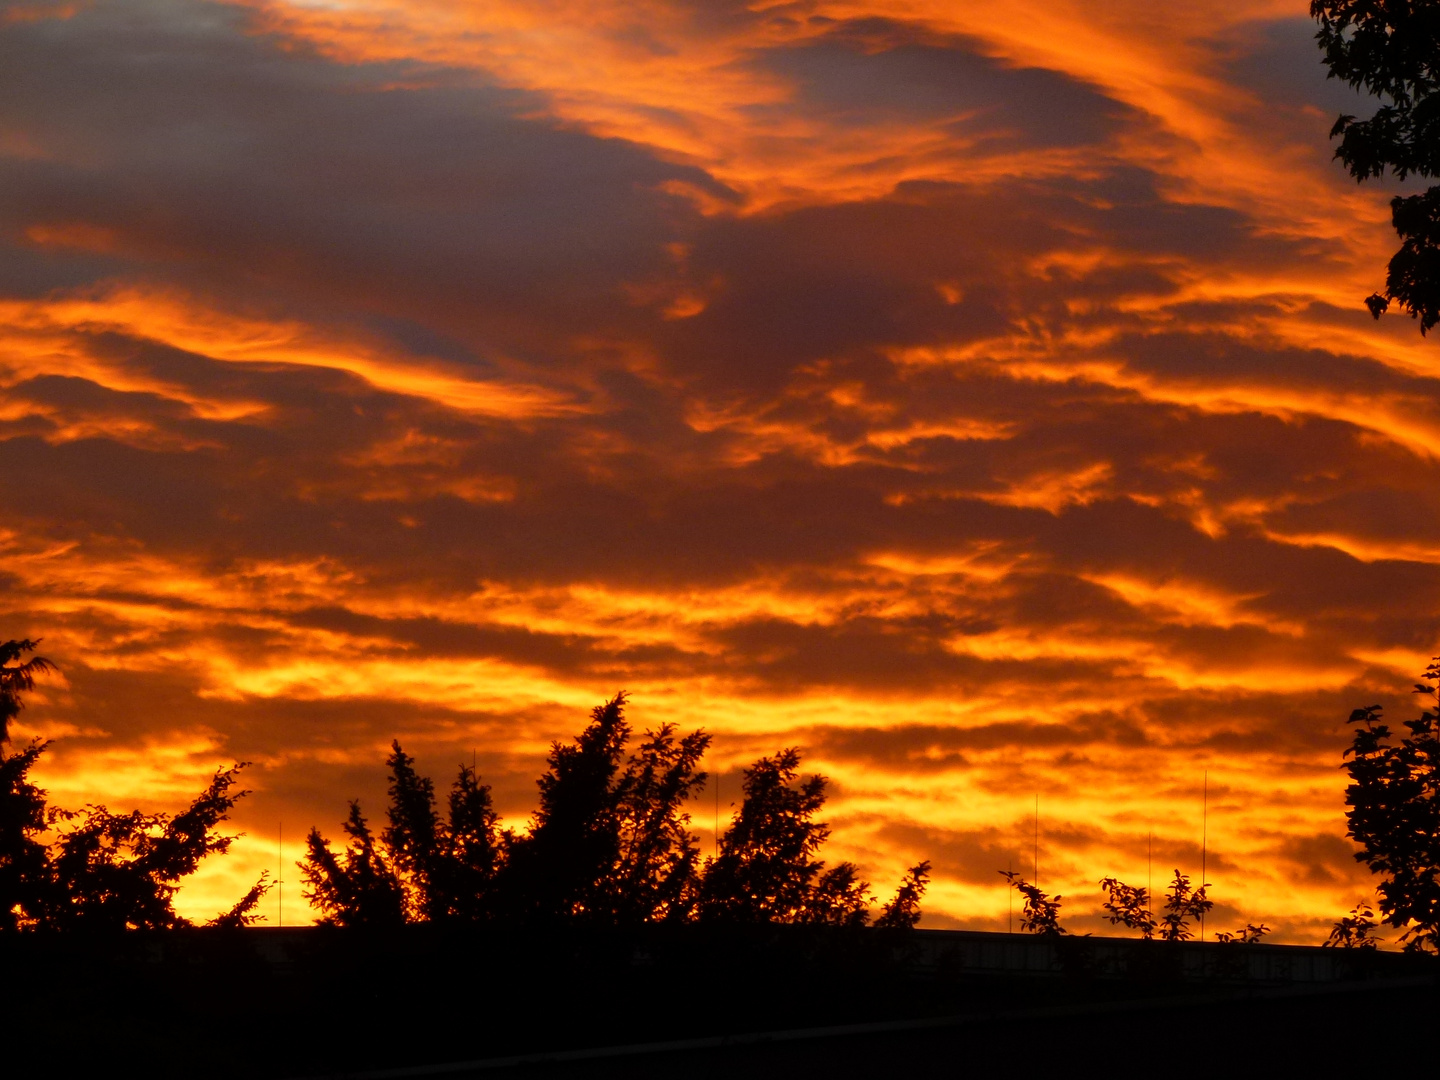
[0,639,263,930]
[1342,660,1440,952]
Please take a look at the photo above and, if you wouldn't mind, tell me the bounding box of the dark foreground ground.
[2,925,1433,1079]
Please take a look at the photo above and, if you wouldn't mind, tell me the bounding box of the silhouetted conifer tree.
[601,723,710,923]
[382,741,502,920]
[300,802,406,927]
[383,741,445,920]
[442,760,502,920]
[1342,660,1440,952]
[498,694,713,923]
[698,748,870,924]
[500,693,633,920]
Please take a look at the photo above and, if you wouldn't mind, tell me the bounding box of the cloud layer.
[1,0,1436,937]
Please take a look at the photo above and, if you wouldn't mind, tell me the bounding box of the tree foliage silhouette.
[0,639,264,930]
[1000,871,1066,936]
[1314,2,1440,330]
[1342,659,1440,952]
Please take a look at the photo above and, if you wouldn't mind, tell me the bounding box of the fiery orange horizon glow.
[2,0,1437,941]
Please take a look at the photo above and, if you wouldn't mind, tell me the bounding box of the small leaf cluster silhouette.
[0,640,264,930]
[301,692,929,929]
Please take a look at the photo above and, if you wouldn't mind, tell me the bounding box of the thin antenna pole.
[714,768,720,858]
[1201,771,1208,941]
[1147,828,1152,914]
[1008,858,1013,933]
[278,821,282,929]
[1033,794,1039,888]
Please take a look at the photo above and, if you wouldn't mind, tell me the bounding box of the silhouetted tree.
[1099,876,1156,939]
[300,802,406,927]
[874,861,931,931]
[498,695,714,923]
[0,640,262,930]
[383,740,444,920]
[999,871,1066,936]
[1325,901,1382,948]
[698,748,870,925]
[47,763,256,930]
[499,692,631,920]
[1314,2,1440,330]
[442,758,503,920]
[1156,870,1211,942]
[1342,660,1440,952]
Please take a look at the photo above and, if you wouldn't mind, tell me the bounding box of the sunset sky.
[3,0,1438,939]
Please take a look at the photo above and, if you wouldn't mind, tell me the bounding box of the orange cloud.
[3,0,1435,942]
